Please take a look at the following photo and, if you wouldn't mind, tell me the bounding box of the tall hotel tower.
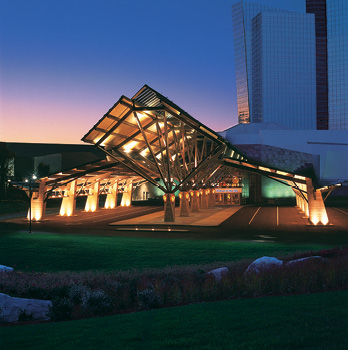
[307,0,348,130]
[232,1,317,130]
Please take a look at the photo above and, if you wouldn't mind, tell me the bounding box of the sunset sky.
[0,0,304,144]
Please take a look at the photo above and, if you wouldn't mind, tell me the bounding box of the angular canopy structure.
[82,85,249,194]
[26,85,332,225]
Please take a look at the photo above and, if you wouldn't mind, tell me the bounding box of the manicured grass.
[0,232,336,272]
[1,290,348,349]
[0,201,27,215]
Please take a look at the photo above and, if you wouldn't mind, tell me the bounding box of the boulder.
[245,256,283,274]
[286,256,325,266]
[0,293,52,323]
[0,265,13,273]
[207,267,229,281]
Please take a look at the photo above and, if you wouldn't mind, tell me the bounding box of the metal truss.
[82,85,248,194]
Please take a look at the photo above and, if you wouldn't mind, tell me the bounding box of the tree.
[0,142,15,199]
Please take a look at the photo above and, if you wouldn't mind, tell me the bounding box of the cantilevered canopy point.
[82,85,247,194]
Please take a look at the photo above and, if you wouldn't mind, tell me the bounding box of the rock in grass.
[286,256,325,266]
[245,256,283,274]
[0,293,52,323]
[0,265,13,272]
[207,267,229,281]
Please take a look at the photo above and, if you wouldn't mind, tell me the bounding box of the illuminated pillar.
[295,191,299,208]
[120,181,133,207]
[208,188,216,207]
[163,193,175,222]
[191,190,200,212]
[60,180,77,216]
[201,189,209,209]
[199,189,203,206]
[28,179,47,221]
[105,181,118,209]
[301,183,309,217]
[179,191,190,217]
[306,178,329,225]
[85,181,100,212]
[294,184,308,215]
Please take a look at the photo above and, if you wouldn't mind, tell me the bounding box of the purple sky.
[0,0,305,144]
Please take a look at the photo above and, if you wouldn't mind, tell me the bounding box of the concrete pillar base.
[179,191,190,217]
[163,193,175,222]
[201,189,209,209]
[121,182,133,207]
[85,181,100,212]
[191,190,200,213]
[28,179,47,221]
[306,178,329,225]
[208,189,216,207]
[60,180,77,216]
[105,182,118,209]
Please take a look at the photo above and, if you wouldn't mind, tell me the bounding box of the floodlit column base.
[105,182,118,209]
[191,190,200,213]
[163,194,175,222]
[85,181,100,212]
[28,180,47,221]
[208,189,216,208]
[179,191,190,217]
[120,182,133,207]
[201,189,209,209]
[60,180,77,216]
[306,179,329,225]
[293,184,308,216]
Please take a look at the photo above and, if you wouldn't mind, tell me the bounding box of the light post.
[26,175,37,234]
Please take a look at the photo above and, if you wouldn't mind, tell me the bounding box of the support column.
[179,191,190,217]
[60,180,77,216]
[120,181,133,207]
[199,189,203,206]
[85,181,100,212]
[300,183,309,217]
[163,193,175,222]
[191,190,200,212]
[295,191,300,208]
[201,189,209,209]
[28,179,47,221]
[306,178,329,225]
[208,188,216,208]
[105,181,118,209]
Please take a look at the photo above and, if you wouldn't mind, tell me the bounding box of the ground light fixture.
[27,175,37,234]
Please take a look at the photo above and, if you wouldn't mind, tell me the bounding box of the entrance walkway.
[109,206,242,227]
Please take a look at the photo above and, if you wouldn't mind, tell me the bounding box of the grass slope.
[0,232,335,272]
[1,290,348,350]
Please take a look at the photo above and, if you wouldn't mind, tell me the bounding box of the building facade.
[306,0,329,130]
[232,1,317,130]
[326,0,348,130]
[251,11,316,129]
[232,2,279,124]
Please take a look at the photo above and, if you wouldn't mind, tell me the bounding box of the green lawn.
[1,290,348,350]
[0,232,336,272]
[0,201,27,215]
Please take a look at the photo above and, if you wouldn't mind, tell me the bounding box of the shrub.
[68,284,90,303]
[104,280,122,296]
[137,287,161,310]
[48,297,74,321]
[81,289,112,316]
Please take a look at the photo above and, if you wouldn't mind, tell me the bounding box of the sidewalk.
[109,206,242,227]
